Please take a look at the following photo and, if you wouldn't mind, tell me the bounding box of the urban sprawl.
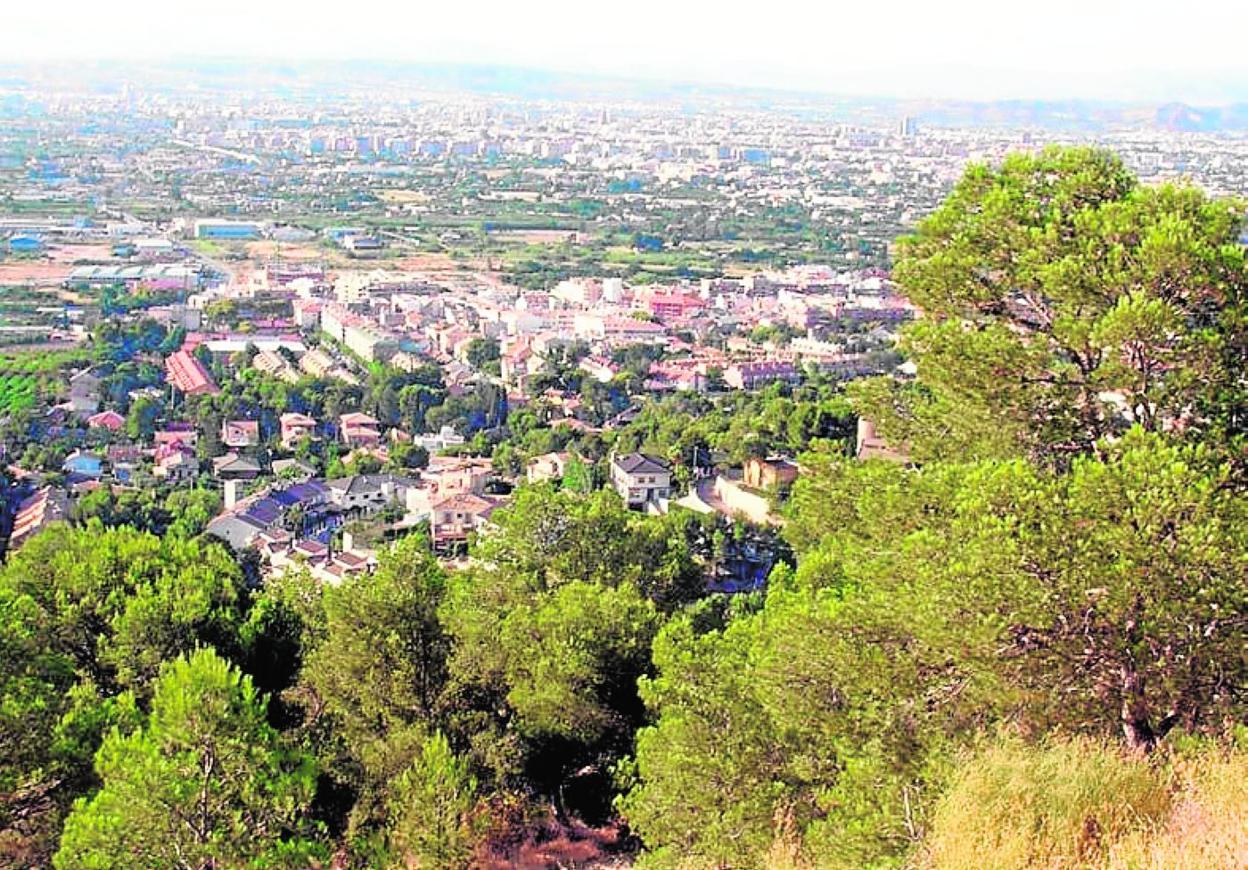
[1,75,1245,584]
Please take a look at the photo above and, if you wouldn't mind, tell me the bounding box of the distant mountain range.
[889,98,1248,132]
[3,59,1248,133]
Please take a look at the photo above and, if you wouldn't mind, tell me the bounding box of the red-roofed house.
[9,487,70,551]
[165,350,219,396]
[573,313,668,343]
[153,442,199,482]
[87,410,125,432]
[155,427,198,448]
[430,492,500,550]
[280,412,317,449]
[340,412,381,448]
[647,291,706,320]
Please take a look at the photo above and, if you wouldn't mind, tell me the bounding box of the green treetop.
[856,146,1248,463]
[54,649,322,870]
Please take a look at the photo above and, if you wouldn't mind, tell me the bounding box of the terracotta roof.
[431,492,495,514]
[165,350,219,395]
[87,410,125,429]
[10,487,70,548]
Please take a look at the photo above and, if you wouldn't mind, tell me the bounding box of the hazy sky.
[6,0,1245,102]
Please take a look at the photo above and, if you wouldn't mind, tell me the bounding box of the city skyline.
[6,0,1248,104]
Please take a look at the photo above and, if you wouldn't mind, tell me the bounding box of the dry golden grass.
[761,809,815,870]
[915,736,1248,870]
[1108,750,1248,870]
[641,740,1248,870]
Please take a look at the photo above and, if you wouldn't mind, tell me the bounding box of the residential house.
[324,473,417,514]
[646,291,706,321]
[256,534,325,576]
[501,343,542,384]
[106,445,143,483]
[155,427,198,449]
[414,424,465,453]
[610,453,672,509]
[855,418,909,463]
[429,492,500,551]
[417,457,491,501]
[221,420,260,449]
[743,456,799,491]
[318,549,377,584]
[68,369,102,415]
[204,513,267,551]
[573,313,667,345]
[272,458,316,480]
[340,412,381,448]
[389,351,428,373]
[165,349,219,396]
[212,452,263,481]
[527,451,570,483]
[260,533,375,586]
[154,442,199,482]
[723,360,801,390]
[647,360,709,393]
[279,412,317,449]
[87,410,125,432]
[9,487,70,550]
[299,348,338,378]
[252,349,300,384]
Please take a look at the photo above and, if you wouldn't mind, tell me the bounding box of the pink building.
[340,412,381,448]
[280,412,317,449]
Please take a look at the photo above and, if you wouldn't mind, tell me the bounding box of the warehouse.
[193,219,264,240]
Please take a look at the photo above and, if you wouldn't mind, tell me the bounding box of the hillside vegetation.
[1,147,1246,868]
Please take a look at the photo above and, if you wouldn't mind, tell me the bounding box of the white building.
[609,453,672,509]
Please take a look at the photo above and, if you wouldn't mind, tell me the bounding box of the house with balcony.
[340,412,381,449]
[429,492,501,553]
[609,452,672,511]
[280,412,317,449]
[154,442,199,482]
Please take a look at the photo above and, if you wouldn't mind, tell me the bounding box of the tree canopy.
[54,649,321,870]
[5,146,1247,869]
[855,146,1248,464]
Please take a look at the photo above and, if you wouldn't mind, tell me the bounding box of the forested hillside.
[2,147,1246,868]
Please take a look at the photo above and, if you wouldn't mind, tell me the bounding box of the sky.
[5,0,1246,103]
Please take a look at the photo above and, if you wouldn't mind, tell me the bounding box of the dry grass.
[243,240,326,260]
[377,190,431,205]
[761,809,815,870]
[916,736,1248,870]
[1108,750,1248,870]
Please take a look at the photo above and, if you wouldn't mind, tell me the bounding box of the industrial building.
[193,219,264,240]
[65,264,199,291]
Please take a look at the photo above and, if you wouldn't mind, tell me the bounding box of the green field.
[0,347,91,374]
[0,374,37,412]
